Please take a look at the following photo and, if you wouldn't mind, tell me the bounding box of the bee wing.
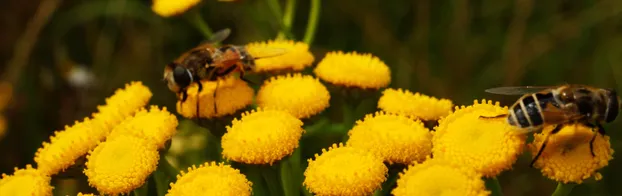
[207,28,232,44]
[245,46,289,60]
[540,102,584,124]
[484,86,558,95]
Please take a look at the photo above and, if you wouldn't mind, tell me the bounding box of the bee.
[481,84,620,167]
[163,28,286,118]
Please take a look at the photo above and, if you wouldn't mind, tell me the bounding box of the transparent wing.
[539,102,584,124]
[207,28,231,44]
[484,86,558,95]
[244,46,289,60]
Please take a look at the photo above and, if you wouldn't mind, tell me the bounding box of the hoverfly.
[163,28,287,118]
[481,84,620,167]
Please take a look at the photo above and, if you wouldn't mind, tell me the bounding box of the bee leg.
[587,123,606,157]
[239,71,255,85]
[178,89,189,114]
[479,114,508,119]
[196,81,203,119]
[530,124,564,168]
[213,80,220,115]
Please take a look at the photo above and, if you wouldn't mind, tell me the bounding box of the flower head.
[392,158,490,196]
[304,143,387,196]
[84,135,160,195]
[314,51,391,89]
[256,73,330,119]
[432,99,526,177]
[347,111,432,165]
[0,165,53,196]
[177,76,254,119]
[77,193,95,196]
[151,0,200,17]
[378,88,453,121]
[108,105,178,149]
[91,81,153,136]
[529,123,614,184]
[167,162,252,196]
[245,40,314,73]
[221,108,304,165]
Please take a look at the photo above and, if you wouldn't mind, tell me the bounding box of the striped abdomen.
[507,92,558,128]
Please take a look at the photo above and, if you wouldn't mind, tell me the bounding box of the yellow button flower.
[108,105,178,149]
[152,0,201,17]
[304,143,388,196]
[432,99,526,177]
[0,165,53,196]
[378,88,453,121]
[529,123,614,184]
[256,73,330,119]
[245,40,314,73]
[84,135,160,195]
[347,111,432,165]
[177,76,254,119]
[92,81,153,135]
[392,158,490,196]
[314,51,391,89]
[221,108,304,165]
[77,193,95,196]
[167,161,252,196]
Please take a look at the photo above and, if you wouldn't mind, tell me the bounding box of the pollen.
[313,51,391,90]
[84,135,160,195]
[245,40,314,73]
[108,105,178,149]
[151,0,200,17]
[166,161,252,196]
[529,123,614,184]
[35,81,152,176]
[257,73,330,119]
[378,88,453,121]
[0,165,53,196]
[303,143,388,196]
[221,108,304,165]
[392,158,490,196]
[432,99,526,177]
[347,111,432,165]
[177,76,254,119]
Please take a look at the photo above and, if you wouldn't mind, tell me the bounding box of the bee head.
[163,62,193,93]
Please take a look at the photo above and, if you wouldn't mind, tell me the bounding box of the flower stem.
[280,148,302,196]
[551,183,576,196]
[262,165,283,196]
[277,0,297,39]
[186,9,213,40]
[303,0,321,44]
[485,177,504,196]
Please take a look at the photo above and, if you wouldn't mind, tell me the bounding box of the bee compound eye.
[173,66,192,87]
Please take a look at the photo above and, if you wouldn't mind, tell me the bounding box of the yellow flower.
[0,165,53,196]
[34,81,152,176]
[177,76,254,119]
[152,0,201,17]
[347,111,432,165]
[108,105,178,149]
[167,161,252,196]
[378,88,453,121]
[77,193,95,196]
[304,143,387,196]
[529,123,614,184]
[313,51,391,89]
[84,135,160,195]
[221,108,304,165]
[432,99,526,177]
[245,40,314,73]
[392,158,490,196]
[256,73,330,119]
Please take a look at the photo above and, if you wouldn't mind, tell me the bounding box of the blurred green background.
[1,0,621,195]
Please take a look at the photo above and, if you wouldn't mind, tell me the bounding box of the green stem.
[551,183,576,196]
[303,0,321,44]
[262,165,283,196]
[279,148,302,196]
[186,9,213,39]
[267,0,283,23]
[245,166,269,196]
[277,0,297,39]
[485,177,504,196]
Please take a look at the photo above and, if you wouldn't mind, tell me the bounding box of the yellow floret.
[167,161,252,196]
[0,165,53,196]
[177,76,254,119]
[314,51,391,89]
[256,73,330,119]
[378,88,453,121]
[151,0,201,17]
[108,105,178,149]
[246,40,315,72]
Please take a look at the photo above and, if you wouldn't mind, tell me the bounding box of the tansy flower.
[347,111,432,165]
[529,123,614,184]
[392,158,490,196]
[84,135,160,195]
[245,40,314,73]
[167,162,252,196]
[177,76,254,119]
[0,165,53,196]
[108,105,178,149]
[35,81,152,176]
[378,88,453,121]
[303,143,388,196]
[77,193,95,196]
[256,73,330,119]
[221,108,304,165]
[152,0,201,17]
[313,51,391,89]
[432,99,526,177]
